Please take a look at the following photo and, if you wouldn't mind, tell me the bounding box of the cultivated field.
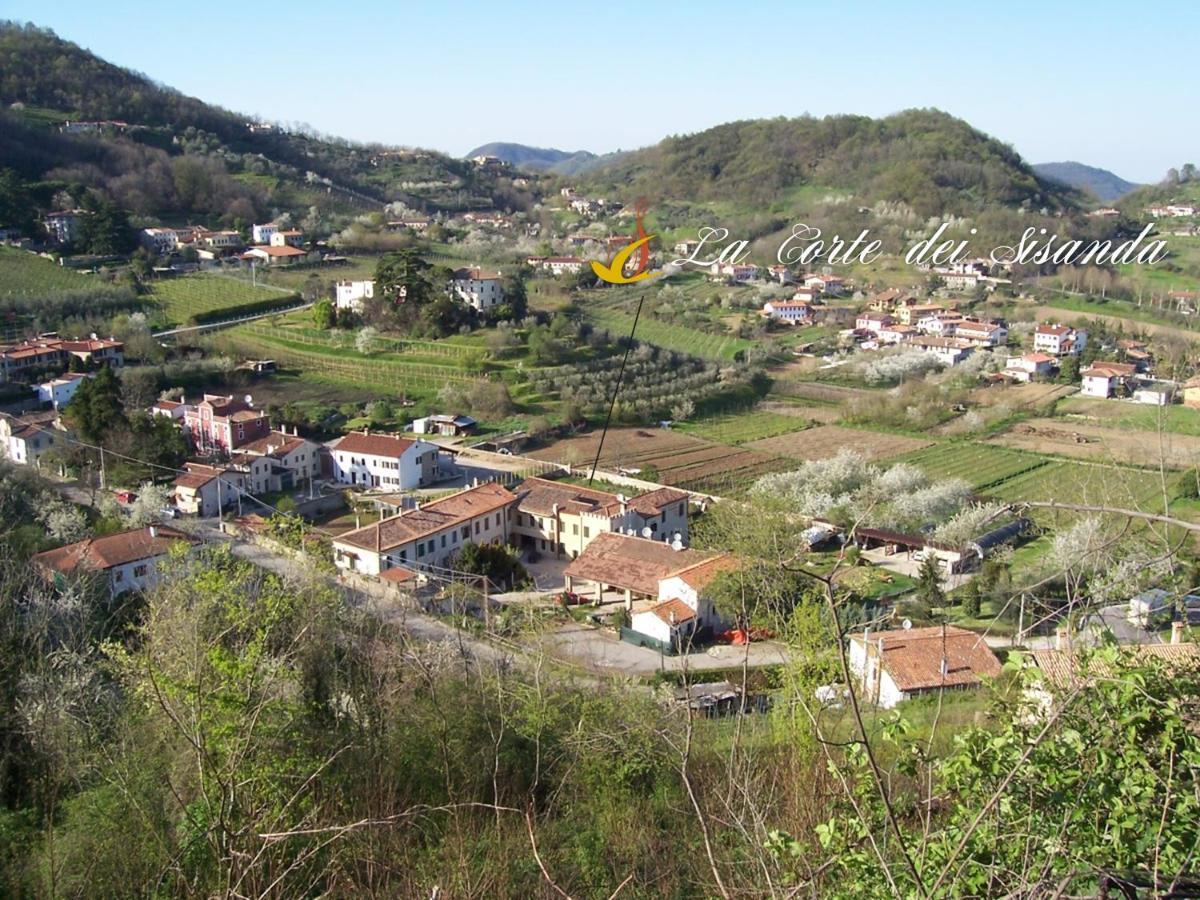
[989,418,1200,469]
[583,307,753,362]
[967,382,1075,411]
[150,274,295,326]
[895,444,1048,490]
[677,409,811,444]
[1056,397,1200,436]
[527,427,792,496]
[758,398,844,424]
[0,246,92,296]
[747,425,932,463]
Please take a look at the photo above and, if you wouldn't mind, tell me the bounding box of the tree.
[355,326,378,355]
[454,542,528,590]
[375,248,433,308]
[128,482,171,527]
[76,192,134,255]
[66,367,126,443]
[915,553,945,607]
[119,368,160,411]
[1058,354,1080,384]
[959,579,981,618]
[311,298,335,330]
[37,497,88,543]
[670,398,695,421]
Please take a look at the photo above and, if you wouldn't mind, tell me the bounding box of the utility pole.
[1016,593,1025,647]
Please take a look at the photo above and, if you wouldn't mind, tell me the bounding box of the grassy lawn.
[584,306,754,361]
[148,274,295,327]
[0,245,95,296]
[1056,396,1200,435]
[676,409,811,445]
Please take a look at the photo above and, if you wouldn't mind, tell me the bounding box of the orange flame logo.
[591,199,656,284]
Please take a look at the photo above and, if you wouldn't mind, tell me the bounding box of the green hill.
[580,109,1080,220]
[0,22,528,226]
[1033,161,1140,202]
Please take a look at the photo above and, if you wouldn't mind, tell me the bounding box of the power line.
[587,293,645,487]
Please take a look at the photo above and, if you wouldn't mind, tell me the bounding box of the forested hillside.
[0,23,530,225]
[581,109,1080,219]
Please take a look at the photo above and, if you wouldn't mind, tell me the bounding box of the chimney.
[1055,627,1069,651]
[669,610,677,625]
[1172,621,1186,645]
[618,493,628,515]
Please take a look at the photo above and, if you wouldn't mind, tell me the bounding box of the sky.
[2,0,1194,183]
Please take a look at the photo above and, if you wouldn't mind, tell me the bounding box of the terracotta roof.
[646,597,696,627]
[515,477,620,516]
[174,471,216,490]
[34,526,195,575]
[1083,362,1137,378]
[851,625,1001,692]
[910,336,974,350]
[334,482,517,553]
[153,400,183,411]
[1036,324,1072,335]
[623,486,690,516]
[1018,353,1056,364]
[452,267,503,281]
[544,256,584,263]
[379,566,418,584]
[239,431,308,458]
[230,409,265,422]
[1029,643,1200,691]
[667,554,740,592]
[564,532,721,596]
[331,431,416,458]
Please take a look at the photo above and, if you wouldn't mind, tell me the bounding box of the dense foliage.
[585,109,1080,218]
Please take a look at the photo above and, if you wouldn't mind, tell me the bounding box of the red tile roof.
[564,532,723,597]
[332,431,417,459]
[1029,643,1200,690]
[646,597,696,627]
[335,482,517,553]
[851,625,1001,692]
[34,526,195,575]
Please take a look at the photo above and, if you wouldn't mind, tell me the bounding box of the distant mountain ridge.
[466,142,622,176]
[1033,161,1141,203]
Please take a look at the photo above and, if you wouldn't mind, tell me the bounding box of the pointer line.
[587,294,644,486]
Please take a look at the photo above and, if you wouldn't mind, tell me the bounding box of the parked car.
[114,490,136,504]
[158,507,180,519]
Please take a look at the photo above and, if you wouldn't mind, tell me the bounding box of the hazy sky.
[3,0,1193,183]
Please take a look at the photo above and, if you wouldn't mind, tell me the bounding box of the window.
[114,570,124,582]
[462,525,470,539]
[441,534,446,548]
[474,521,480,535]
[572,524,578,535]
[417,544,426,558]
[583,527,590,538]
[399,550,408,562]
[494,512,500,526]
[679,503,685,516]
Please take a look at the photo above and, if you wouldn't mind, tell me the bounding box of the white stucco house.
[329,431,439,489]
[34,526,197,597]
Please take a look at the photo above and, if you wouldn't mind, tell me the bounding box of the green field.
[584,306,753,361]
[988,459,1176,511]
[0,246,94,296]
[148,275,296,326]
[676,409,810,444]
[1056,397,1200,435]
[896,444,1049,490]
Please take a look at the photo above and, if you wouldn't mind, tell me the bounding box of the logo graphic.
[591,201,656,284]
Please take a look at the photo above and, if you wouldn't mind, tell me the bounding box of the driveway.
[538,622,789,676]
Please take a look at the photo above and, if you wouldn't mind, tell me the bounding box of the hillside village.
[4,16,1200,897]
